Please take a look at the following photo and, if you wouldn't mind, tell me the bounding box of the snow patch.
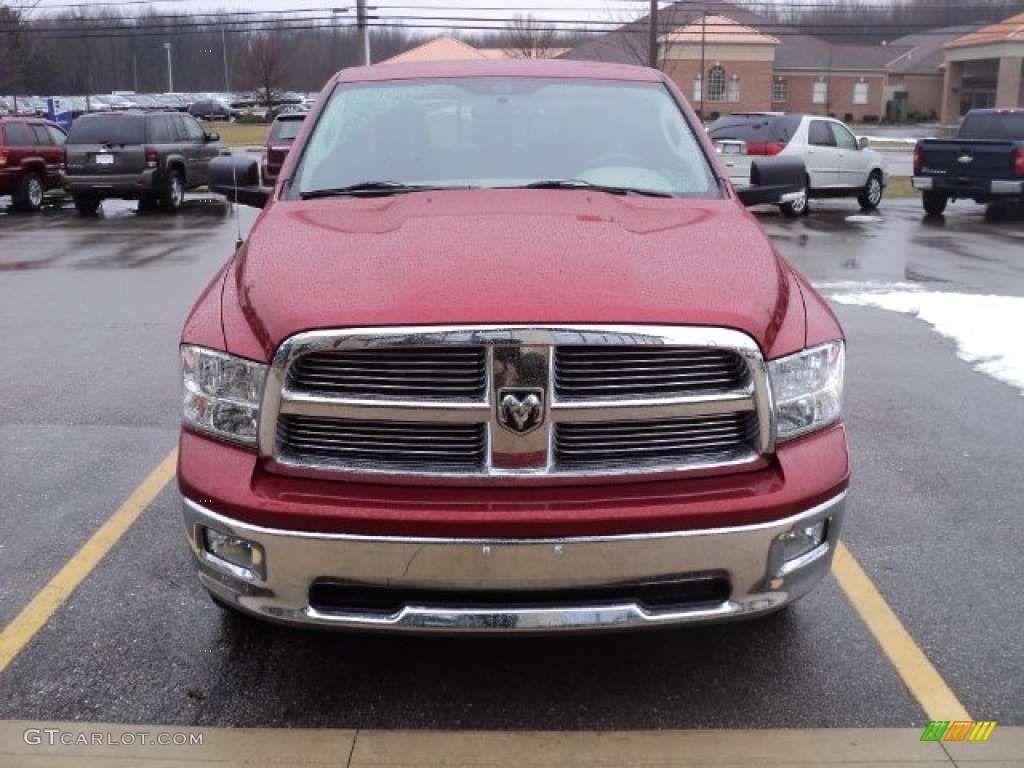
[830,288,1024,396]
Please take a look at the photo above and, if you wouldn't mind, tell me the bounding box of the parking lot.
[1,194,1022,765]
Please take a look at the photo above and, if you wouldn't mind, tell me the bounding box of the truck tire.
[137,193,159,213]
[14,171,45,212]
[72,192,101,215]
[922,191,948,216]
[857,172,883,210]
[159,169,184,212]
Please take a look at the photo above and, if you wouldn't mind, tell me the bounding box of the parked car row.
[1,91,314,120]
[22,106,1021,222]
[1,111,227,213]
[1,107,315,214]
[708,112,889,217]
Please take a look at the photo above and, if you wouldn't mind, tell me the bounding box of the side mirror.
[736,156,807,208]
[858,136,870,150]
[209,155,271,209]
[205,132,220,142]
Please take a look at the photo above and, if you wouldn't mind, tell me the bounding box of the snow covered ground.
[826,283,1024,396]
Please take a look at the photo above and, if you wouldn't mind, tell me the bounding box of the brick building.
[560,1,1022,124]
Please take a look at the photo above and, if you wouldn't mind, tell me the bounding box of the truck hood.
[223,190,797,359]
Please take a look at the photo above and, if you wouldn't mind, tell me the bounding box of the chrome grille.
[278,415,487,470]
[555,347,747,399]
[261,325,773,483]
[288,348,487,399]
[555,413,757,468]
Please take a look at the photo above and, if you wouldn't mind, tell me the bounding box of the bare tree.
[0,2,37,93]
[504,13,558,58]
[602,2,697,71]
[237,31,292,106]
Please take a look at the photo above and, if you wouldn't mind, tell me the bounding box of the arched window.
[707,65,726,103]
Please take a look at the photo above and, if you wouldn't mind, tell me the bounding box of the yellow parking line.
[0,450,178,675]
[833,542,971,722]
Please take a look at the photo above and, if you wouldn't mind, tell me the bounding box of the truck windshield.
[291,77,717,198]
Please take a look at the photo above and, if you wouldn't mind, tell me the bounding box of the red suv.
[261,112,306,184]
[0,116,67,211]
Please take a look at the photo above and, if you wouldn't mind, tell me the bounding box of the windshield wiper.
[519,179,674,198]
[300,181,441,199]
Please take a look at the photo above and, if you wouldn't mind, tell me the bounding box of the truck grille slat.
[555,414,756,468]
[289,349,487,399]
[278,415,486,469]
[555,347,747,399]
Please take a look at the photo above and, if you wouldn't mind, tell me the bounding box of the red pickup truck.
[182,59,848,632]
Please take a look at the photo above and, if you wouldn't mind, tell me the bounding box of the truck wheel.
[159,169,184,212]
[857,172,883,210]
[14,171,45,212]
[137,193,159,213]
[922,191,948,216]
[72,192,101,215]
[779,186,808,218]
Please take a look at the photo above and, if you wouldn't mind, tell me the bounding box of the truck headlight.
[768,341,844,441]
[181,345,268,446]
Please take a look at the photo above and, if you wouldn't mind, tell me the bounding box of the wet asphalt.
[0,192,1021,730]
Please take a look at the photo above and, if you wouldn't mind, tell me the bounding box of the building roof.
[660,15,778,45]
[382,37,571,65]
[885,26,978,74]
[560,0,950,75]
[476,47,572,59]
[946,13,1024,48]
[381,36,489,65]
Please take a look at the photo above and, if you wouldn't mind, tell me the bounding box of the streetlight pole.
[163,41,174,92]
[221,27,230,92]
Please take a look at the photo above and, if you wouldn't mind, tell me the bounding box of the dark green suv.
[64,111,224,214]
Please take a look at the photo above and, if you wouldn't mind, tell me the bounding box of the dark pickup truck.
[912,108,1024,215]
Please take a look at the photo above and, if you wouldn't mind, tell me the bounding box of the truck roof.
[335,58,665,85]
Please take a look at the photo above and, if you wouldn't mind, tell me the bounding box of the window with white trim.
[727,76,741,103]
[853,81,869,105]
[772,77,787,103]
[693,75,702,103]
[812,80,828,105]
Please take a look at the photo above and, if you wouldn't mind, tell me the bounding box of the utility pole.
[356,0,370,66]
[647,0,658,69]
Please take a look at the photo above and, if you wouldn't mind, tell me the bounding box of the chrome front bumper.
[183,492,845,633]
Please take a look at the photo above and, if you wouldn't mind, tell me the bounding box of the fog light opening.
[202,527,264,579]
[779,520,828,563]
